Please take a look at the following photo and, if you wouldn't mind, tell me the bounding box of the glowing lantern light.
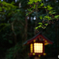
[43,53,46,55]
[34,43,43,53]
[30,44,33,53]
[29,42,44,57]
[33,53,35,55]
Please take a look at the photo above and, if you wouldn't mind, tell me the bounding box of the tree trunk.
[25,16,28,41]
[11,21,17,44]
[35,3,38,35]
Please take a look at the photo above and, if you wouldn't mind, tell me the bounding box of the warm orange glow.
[33,53,35,55]
[38,55,41,57]
[34,43,43,53]
[33,40,36,42]
[30,44,33,53]
[45,40,47,42]
[43,53,46,55]
[44,43,49,45]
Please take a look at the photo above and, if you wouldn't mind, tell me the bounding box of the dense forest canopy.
[0,0,59,59]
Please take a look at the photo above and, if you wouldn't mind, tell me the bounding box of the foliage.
[27,0,58,29]
[0,1,16,11]
[0,1,26,59]
[0,0,59,59]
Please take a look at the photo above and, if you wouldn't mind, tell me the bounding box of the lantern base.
[28,53,43,57]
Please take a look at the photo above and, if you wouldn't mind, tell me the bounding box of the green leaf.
[38,22,42,25]
[35,27,38,29]
[49,11,56,14]
[52,12,56,14]
[54,15,59,18]
[55,16,58,18]
[28,2,33,4]
[47,5,53,10]
[44,16,51,20]
[39,16,42,19]
[34,0,38,3]
[40,3,44,6]
[38,0,42,2]
[38,25,42,27]
[32,4,36,9]
[44,6,47,8]
[27,8,32,11]
[28,0,42,4]
[45,23,48,26]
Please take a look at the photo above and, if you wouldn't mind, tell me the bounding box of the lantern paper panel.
[34,43,43,53]
[30,44,33,53]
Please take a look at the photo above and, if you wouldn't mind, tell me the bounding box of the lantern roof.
[23,32,53,45]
